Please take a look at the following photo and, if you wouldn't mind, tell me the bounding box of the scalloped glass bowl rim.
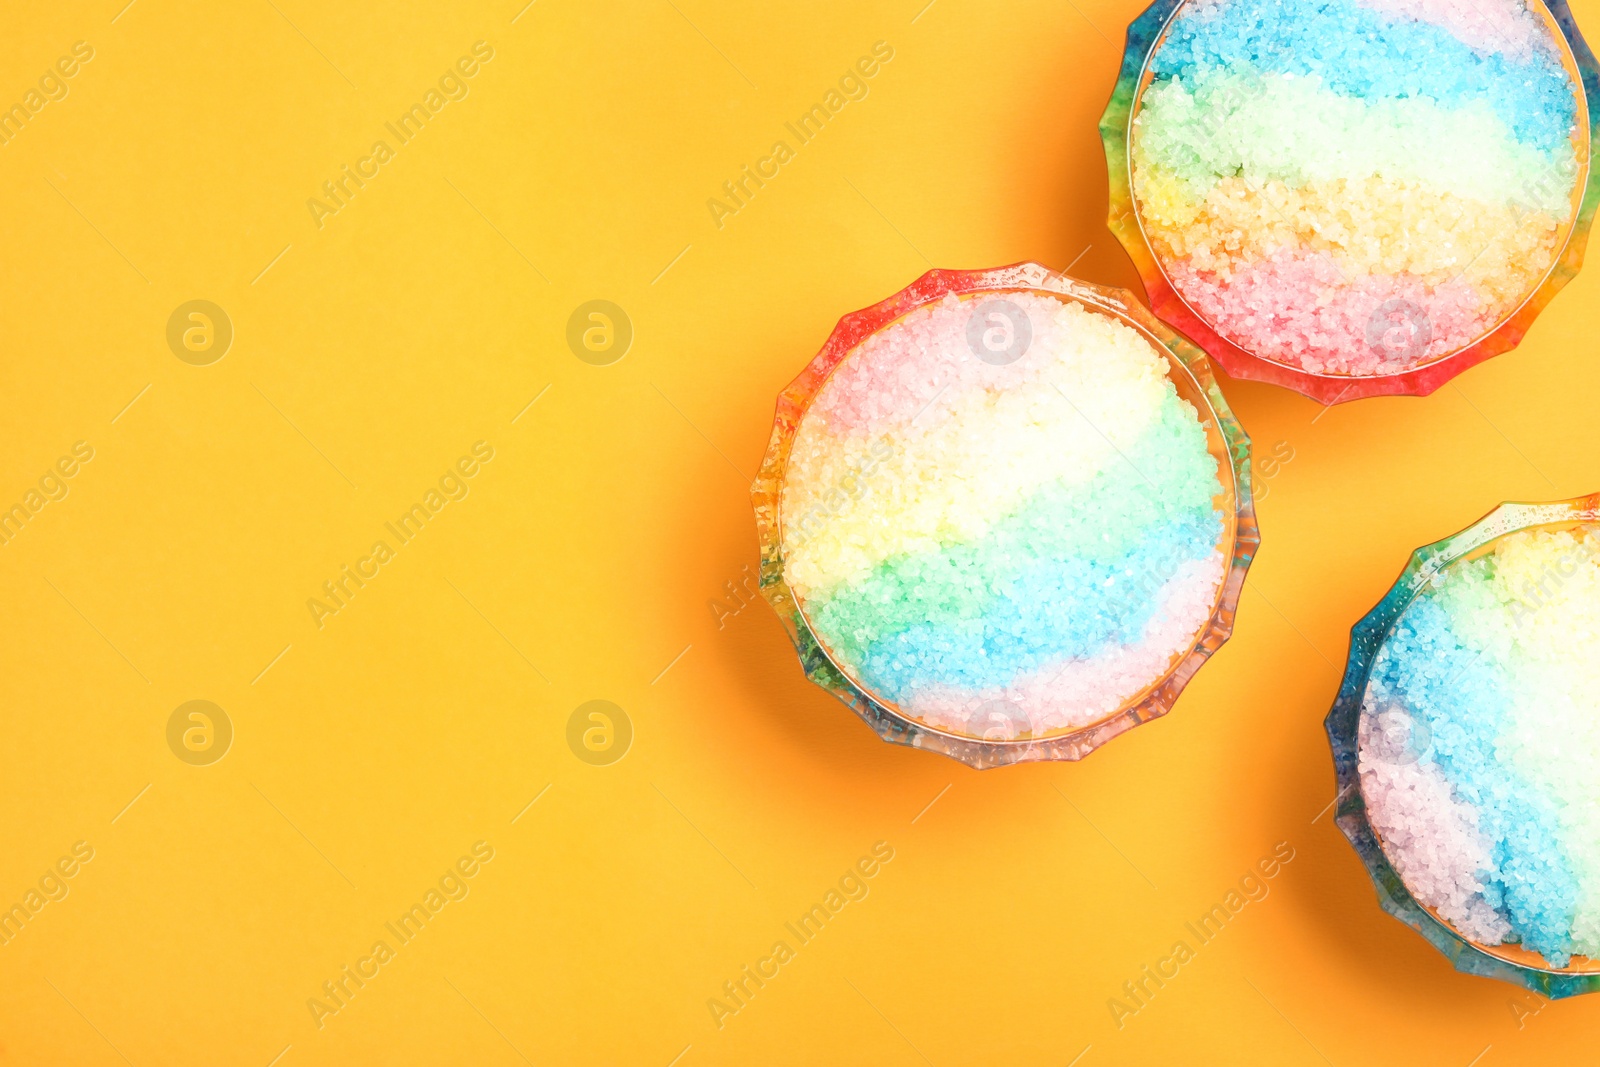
[1104,0,1597,400]
[1328,493,1600,991]
[764,264,1254,750]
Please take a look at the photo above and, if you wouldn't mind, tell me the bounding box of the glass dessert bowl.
[1327,494,1600,996]
[752,263,1257,769]
[1101,0,1600,403]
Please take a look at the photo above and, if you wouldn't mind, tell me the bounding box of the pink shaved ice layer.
[1354,0,1555,59]
[1358,701,1515,945]
[1171,250,1489,375]
[805,293,1046,436]
[1131,0,1583,380]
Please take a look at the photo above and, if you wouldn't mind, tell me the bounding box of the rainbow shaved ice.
[1131,0,1584,375]
[779,292,1227,740]
[1360,526,1600,966]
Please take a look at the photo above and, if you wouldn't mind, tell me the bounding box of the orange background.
[1,0,1597,1063]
